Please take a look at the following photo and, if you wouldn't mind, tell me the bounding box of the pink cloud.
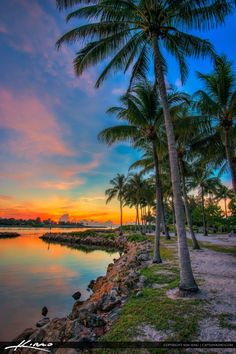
[0,23,7,33]
[0,89,73,157]
[40,180,85,191]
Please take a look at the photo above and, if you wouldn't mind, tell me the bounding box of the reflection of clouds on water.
[0,232,119,340]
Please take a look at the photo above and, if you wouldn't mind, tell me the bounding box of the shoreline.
[11,231,151,352]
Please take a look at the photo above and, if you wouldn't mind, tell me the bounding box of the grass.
[127,234,147,242]
[99,238,205,353]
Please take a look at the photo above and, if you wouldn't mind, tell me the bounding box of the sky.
[0,0,235,223]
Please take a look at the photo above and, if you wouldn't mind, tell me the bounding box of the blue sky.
[0,0,235,222]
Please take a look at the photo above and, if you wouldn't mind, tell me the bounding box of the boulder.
[36,317,50,328]
[100,294,121,312]
[72,291,82,300]
[78,311,106,328]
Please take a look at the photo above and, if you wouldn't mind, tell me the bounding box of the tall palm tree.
[194,55,236,198]
[105,173,127,235]
[56,0,234,291]
[99,82,170,263]
[173,105,212,248]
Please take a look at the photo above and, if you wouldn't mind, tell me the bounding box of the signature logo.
[4,339,53,352]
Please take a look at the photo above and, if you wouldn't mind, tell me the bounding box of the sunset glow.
[0,0,235,223]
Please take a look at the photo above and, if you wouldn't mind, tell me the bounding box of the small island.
[0,232,20,239]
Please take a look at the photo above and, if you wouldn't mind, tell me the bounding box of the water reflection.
[0,228,119,340]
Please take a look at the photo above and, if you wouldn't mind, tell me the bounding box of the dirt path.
[190,247,236,348]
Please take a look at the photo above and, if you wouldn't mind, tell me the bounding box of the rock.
[36,317,50,327]
[107,308,122,321]
[78,301,96,313]
[139,275,146,284]
[137,253,150,261]
[97,294,121,312]
[42,306,48,316]
[72,291,82,300]
[78,311,106,328]
[228,231,236,237]
[13,327,35,342]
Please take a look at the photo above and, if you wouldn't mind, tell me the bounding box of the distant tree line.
[0,217,84,228]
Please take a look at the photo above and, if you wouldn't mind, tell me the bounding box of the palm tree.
[215,184,234,218]
[124,173,145,234]
[188,166,221,236]
[129,146,171,240]
[173,105,212,248]
[105,173,127,235]
[56,0,234,291]
[99,81,168,263]
[194,55,236,198]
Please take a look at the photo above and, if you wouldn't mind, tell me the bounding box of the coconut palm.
[105,173,127,235]
[56,0,235,291]
[99,81,169,263]
[173,105,212,248]
[129,146,171,240]
[188,166,222,236]
[194,55,236,198]
[124,173,145,234]
[215,184,234,218]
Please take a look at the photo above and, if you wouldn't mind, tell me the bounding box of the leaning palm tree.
[56,0,235,291]
[105,173,127,235]
[194,55,236,198]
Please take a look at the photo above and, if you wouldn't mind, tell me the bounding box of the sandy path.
[189,247,236,352]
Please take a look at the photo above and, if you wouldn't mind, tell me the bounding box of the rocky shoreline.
[12,232,152,353]
[0,232,20,238]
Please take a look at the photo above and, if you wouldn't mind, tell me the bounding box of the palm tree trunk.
[152,140,162,263]
[201,187,208,236]
[152,36,197,291]
[161,195,170,240]
[223,127,236,198]
[119,199,123,236]
[224,198,228,218]
[136,205,141,233]
[171,194,177,236]
[179,159,200,249]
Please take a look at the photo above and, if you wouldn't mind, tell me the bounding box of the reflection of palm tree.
[47,242,50,251]
[56,0,234,291]
[105,174,127,235]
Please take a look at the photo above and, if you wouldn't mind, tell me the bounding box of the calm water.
[0,228,119,340]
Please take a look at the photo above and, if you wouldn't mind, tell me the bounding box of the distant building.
[59,214,69,223]
[80,219,113,228]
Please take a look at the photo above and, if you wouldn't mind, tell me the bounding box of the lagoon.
[0,227,119,340]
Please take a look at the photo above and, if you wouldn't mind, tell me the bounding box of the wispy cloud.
[0,89,73,158]
[112,88,126,95]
